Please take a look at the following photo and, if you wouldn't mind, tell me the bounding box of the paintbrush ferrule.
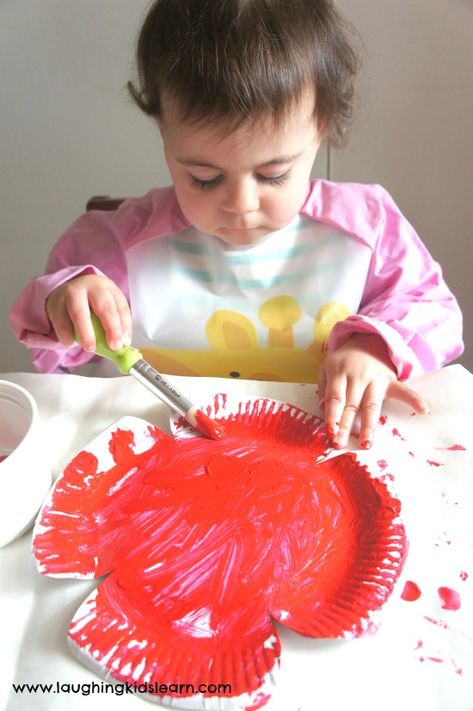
[130,360,194,418]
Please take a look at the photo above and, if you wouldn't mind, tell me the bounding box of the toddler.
[10,0,463,449]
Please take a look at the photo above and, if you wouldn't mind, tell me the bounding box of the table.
[1,366,472,711]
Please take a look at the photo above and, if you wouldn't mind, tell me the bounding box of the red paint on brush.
[438,587,461,611]
[401,580,422,601]
[194,409,225,440]
[33,400,407,707]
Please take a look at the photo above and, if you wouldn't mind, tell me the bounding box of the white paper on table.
[0,365,472,711]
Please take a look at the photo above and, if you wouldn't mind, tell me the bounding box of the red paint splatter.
[435,444,466,451]
[245,693,272,711]
[379,415,387,425]
[438,587,461,611]
[401,580,422,601]
[424,615,449,630]
[377,460,388,470]
[415,640,423,650]
[427,460,444,467]
[392,428,405,440]
[33,398,407,707]
[460,571,468,581]
[360,440,371,450]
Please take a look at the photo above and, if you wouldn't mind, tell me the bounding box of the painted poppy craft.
[33,396,407,710]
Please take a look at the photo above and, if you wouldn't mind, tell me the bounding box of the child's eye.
[190,175,223,190]
[258,172,290,186]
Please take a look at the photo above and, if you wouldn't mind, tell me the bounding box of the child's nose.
[222,180,260,214]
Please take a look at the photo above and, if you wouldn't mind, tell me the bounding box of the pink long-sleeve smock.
[9,180,463,382]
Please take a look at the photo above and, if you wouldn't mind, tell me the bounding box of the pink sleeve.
[327,187,463,380]
[9,209,130,373]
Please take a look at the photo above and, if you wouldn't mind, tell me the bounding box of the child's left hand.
[319,333,429,449]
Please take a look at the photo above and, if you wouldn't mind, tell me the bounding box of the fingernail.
[326,423,338,438]
[335,432,348,447]
[360,440,372,450]
[110,339,123,351]
[122,334,131,347]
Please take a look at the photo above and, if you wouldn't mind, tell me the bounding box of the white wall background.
[0,0,471,373]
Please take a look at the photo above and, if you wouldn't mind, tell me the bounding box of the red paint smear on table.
[401,580,422,601]
[438,587,461,611]
[392,428,405,441]
[460,571,468,581]
[33,399,407,707]
[427,459,444,467]
[435,444,466,451]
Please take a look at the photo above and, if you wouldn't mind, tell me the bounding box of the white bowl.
[0,380,51,547]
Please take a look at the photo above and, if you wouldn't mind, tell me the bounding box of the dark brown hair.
[128,0,360,146]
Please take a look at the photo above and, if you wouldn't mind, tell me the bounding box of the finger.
[114,293,132,346]
[386,381,429,414]
[66,291,97,351]
[358,381,387,449]
[89,293,124,351]
[318,362,327,409]
[333,382,365,449]
[323,373,347,441]
[47,297,75,346]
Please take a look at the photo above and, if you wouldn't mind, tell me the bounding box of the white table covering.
[0,365,472,711]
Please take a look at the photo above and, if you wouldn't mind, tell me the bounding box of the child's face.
[158,89,321,246]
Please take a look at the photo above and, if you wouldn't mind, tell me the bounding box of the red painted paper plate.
[33,396,407,710]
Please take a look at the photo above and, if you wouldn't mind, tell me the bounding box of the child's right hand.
[46,275,132,352]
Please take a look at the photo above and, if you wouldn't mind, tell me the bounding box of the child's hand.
[319,333,428,449]
[46,275,132,352]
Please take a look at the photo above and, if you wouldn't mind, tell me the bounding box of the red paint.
[194,409,225,440]
[377,460,388,470]
[435,444,466,451]
[379,415,387,425]
[401,580,422,601]
[392,428,405,440]
[427,459,443,467]
[33,399,407,707]
[460,571,468,581]
[438,587,461,611]
[360,440,371,450]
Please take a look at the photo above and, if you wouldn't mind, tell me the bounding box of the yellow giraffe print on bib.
[140,296,349,383]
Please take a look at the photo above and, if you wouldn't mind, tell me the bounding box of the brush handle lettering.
[130,360,194,418]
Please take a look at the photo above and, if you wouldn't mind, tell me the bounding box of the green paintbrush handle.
[75,313,142,375]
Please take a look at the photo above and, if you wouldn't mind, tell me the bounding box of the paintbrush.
[75,314,223,440]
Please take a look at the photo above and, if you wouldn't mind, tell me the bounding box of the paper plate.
[33,397,407,710]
